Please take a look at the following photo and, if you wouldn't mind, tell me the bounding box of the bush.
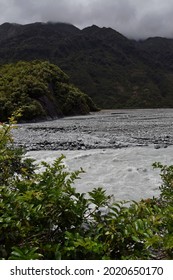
[0,121,173,259]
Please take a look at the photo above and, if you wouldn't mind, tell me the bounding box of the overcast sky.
[1,0,173,39]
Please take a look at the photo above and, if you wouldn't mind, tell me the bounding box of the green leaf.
[131,235,141,243]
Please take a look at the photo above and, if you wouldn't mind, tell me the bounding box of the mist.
[1,0,173,38]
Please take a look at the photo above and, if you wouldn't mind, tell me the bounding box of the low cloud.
[0,0,173,38]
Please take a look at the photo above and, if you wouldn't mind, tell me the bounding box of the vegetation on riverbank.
[0,60,98,122]
[0,119,173,260]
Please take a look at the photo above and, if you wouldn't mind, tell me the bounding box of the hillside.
[1,22,173,108]
[0,60,98,122]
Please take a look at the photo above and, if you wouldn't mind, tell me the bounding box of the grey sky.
[1,0,173,38]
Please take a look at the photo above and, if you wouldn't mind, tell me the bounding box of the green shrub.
[0,121,173,259]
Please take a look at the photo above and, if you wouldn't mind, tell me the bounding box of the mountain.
[1,22,173,108]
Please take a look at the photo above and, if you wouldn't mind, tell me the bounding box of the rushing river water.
[13,109,173,201]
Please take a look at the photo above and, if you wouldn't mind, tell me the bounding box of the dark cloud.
[0,0,173,38]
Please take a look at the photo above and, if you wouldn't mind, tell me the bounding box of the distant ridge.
[1,21,173,108]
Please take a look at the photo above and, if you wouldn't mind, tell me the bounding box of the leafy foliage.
[0,60,98,122]
[0,122,173,260]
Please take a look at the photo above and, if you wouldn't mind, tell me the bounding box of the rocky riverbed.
[11,108,173,201]
[12,108,173,151]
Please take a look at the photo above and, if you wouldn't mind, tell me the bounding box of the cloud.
[0,0,173,38]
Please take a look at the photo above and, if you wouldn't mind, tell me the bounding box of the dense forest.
[1,22,173,108]
[0,60,98,122]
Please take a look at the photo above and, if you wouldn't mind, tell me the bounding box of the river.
[13,109,173,201]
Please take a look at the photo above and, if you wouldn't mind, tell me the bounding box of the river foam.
[27,145,173,202]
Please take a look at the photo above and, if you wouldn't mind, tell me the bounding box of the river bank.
[12,108,173,151]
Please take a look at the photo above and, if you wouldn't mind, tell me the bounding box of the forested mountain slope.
[0,60,98,122]
[1,22,173,108]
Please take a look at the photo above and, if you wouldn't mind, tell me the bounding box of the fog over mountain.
[1,0,173,39]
